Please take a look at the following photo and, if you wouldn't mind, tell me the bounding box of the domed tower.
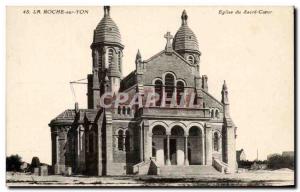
[88,6,124,109]
[173,10,201,69]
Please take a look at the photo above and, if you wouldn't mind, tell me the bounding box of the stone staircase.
[159,165,221,176]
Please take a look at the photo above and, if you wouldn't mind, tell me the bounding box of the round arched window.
[187,55,194,64]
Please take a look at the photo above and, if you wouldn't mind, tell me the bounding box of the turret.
[173,10,201,67]
[221,80,237,173]
[135,49,144,94]
[221,80,230,117]
[88,6,124,109]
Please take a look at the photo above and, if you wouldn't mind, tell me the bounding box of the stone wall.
[103,119,140,175]
[143,52,196,87]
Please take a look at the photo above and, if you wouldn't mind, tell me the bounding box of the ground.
[6,169,294,187]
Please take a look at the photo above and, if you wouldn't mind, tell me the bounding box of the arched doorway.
[152,125,166,165]
[170,126,185,165]
[188,126,204,165]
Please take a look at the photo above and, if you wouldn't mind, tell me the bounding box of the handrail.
[213,158,228,173]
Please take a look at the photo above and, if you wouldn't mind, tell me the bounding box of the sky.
[6,6,294,164]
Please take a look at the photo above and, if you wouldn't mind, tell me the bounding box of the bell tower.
[87,6,124,109]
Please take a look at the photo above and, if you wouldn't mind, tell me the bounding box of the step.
[159,165,221,176]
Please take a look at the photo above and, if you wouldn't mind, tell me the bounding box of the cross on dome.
[164,32,173,52]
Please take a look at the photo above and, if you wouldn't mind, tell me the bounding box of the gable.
[143,51,197,87]
[201,90,223,112]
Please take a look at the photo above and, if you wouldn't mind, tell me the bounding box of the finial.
[136,49,141,59]
[223,80,227,90]
[164,32,173,52]
[75,102,79,113]
[104,6,110,16]
[135,49,142,65]
[181,10,188,25]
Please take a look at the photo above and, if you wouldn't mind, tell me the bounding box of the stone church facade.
[49,6,237,176]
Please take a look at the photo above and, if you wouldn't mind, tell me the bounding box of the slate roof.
[49,109,98,125]
[173,10,199,52]
[93,13,122,46]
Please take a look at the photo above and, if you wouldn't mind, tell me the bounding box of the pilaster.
[205,123,212,165]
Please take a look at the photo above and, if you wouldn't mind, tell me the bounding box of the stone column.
[97,112,104,176]
[148,132,152,159]
[173,88,177,107]
[54,127,66,175]
[105,111,113,175]
[55,133,59,164]
[122,132,126,151]
[139,125,144,162]
[75,126,80,172]
[202,134,205,165]
[205,124,212,165]
[143,122,152,161]
[161,86,166,107]
[226,126,237,173]
[54,132,59,173]
[184,135,189,166]
[166,134,171,165]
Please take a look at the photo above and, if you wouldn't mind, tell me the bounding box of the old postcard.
[6,6,294,187]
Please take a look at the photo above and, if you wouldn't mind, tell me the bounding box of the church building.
[49,6,237,176]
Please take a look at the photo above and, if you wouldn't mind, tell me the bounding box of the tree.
[6,154,22,172]
[267,154,294,170]
[30,156,40,172]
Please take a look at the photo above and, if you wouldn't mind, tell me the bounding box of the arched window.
[152,125,166,135]
[189,126,201,136]
[108,49,113,66]
[154,80,163,106]
[165,74,175,105]
[99,53,102,69]
[118,130,123,150]
[125,130,130,152]
[211,109,214,118]
[176,81,184,105]
[95,49,102,69]
[89,132,95,153]
[122,106,126,115]
[215,110,219,119]
[213,132,219,151]
[127,107,131,115]
[117,106,121,114]
[171,126,184,136]
[187,55,194,64]
[193,93,198,105]
[118,51,121,72]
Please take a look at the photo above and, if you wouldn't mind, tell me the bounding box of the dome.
[173,10,199,53]
[93,6,122,46]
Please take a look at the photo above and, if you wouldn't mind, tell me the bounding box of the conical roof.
[93,6,122,46]
[173,10,199,52]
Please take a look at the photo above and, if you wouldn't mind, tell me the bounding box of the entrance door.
[170,139,177,165]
